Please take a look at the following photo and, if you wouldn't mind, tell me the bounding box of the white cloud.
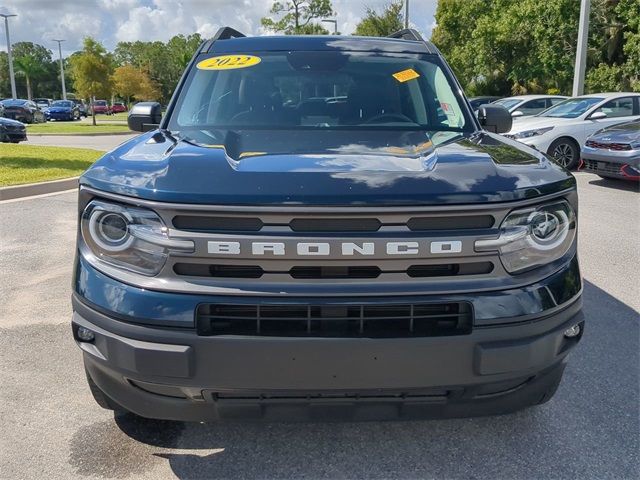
[0,0,438,56]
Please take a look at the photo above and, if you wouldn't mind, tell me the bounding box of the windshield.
[539,97,603,118]
[168,51,472,133]
[493,98,522,110]
[94,101,107,106]
[52,101,72,107]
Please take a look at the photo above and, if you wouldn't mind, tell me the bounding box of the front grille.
[156,203,512,293]
[583,159,622,175]
[586,140,631,151]
[196,302,473,337]
[173,215,263,232]
[4,125,25,132]
[85,186,556,296]
[407,215,494,230]
[173,261,493,279]
[171,213,494,233]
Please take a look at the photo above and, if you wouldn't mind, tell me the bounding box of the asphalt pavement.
[0,173,638,479]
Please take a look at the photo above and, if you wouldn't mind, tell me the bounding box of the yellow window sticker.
[197,55,261,70]
[392,68,420,83]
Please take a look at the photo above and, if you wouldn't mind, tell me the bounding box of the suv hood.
[81,129,574,206]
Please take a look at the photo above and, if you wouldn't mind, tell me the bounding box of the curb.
[0,177,78,201]
[27,131,133,137]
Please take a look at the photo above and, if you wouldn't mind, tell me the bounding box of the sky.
[0,0,438,57]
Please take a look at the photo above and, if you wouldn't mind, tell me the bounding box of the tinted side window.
[594,97,634,118]
[518,99,547,116]
[549,97,565,106]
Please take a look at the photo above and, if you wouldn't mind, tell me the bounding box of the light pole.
[53,39,67,99]
[405,0,409,29]
[0,13,17,99]
[572,0,591,96]
[321,18,337,35]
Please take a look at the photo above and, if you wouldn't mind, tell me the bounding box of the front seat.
[343,78,401,124]
[231,76,282,125]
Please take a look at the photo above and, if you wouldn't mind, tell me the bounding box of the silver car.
[581,119,640,180]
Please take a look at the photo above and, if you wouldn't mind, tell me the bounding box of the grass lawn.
[26,121,132,135]
[109,112,129,120]
[0,144,103,186]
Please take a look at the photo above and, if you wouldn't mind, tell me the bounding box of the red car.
[111,102,128,113]
[92,100,112,115]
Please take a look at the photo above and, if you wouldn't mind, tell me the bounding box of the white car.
[505,92,640,169]
[493,95,568,119]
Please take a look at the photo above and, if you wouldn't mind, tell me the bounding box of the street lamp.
[405,0,409,29]
[53,39,67,100]
[572,0,591,96]
[321,18,338,35]
[0,12,17,99]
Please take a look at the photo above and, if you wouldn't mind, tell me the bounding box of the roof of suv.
[206,34,437,55]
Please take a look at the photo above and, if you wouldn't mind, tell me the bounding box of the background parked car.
[0,99,47,124]
[0,117,27,143]
[91,100,112,115]
[34,99,52,121]
[0,102,5,118]
[111,102,127,113]
[468,96,502,110]
[48,100,81,121]
[493,95,567,119]
[71,99,89,118]
[581,119,640,180]
[505,92,640,169]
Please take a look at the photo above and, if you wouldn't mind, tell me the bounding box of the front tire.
[548,137,580,170]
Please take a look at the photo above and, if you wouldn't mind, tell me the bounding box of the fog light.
[77,326,95,342]
[564,324,581,338]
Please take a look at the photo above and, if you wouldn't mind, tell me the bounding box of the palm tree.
[14,55,44,100]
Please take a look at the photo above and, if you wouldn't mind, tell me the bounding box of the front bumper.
[49,112,74,121]
[581,147,640,179]
[0,129,26,142]
[72,258,583,421]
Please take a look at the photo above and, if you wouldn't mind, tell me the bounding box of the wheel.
[548,138,580,170]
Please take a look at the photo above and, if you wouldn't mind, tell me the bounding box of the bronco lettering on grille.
[207,241,463,256]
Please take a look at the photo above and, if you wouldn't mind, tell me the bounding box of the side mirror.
[511,110,524,118]
[477,104,512,133]
[589,111,607,120]
[128,102,162,132]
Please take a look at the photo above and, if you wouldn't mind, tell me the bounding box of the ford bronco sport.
[72,28,583,421]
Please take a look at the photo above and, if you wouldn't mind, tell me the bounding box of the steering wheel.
[364,113,414,124]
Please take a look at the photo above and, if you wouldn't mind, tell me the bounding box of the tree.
[0,52,11,98]
[11,42,53,100]
[69,38,113,125]
[353,1,404,37]
[112,65,160,105]
[261,0,333,35]
[114,33,202,102]
[430,0,638,96]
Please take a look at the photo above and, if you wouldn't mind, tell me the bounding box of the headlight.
[512,126,554,139]
[475,200,576,274]
[81,200,193,276]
